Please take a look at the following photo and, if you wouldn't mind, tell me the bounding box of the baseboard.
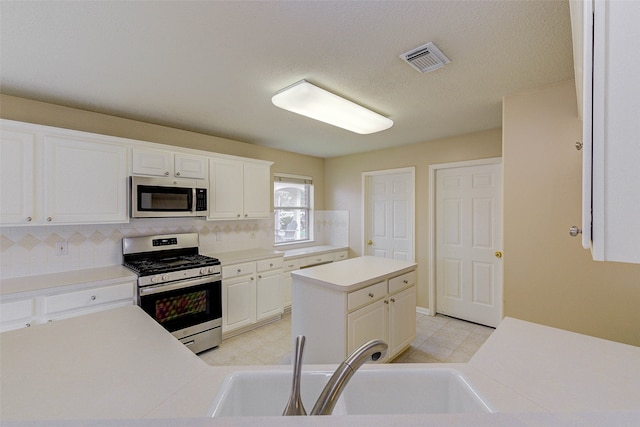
[416,306,430,316]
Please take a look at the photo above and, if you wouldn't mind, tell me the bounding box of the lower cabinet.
[0,280,136,332]
[292,265,417,364]
[0,297,36,332]
[222,257,283,336]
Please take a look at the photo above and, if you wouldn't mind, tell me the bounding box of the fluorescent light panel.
[272,80,393,134]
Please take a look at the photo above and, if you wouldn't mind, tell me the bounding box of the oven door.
[138,276,222,336]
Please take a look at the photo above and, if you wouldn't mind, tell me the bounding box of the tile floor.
[199,312,494,366]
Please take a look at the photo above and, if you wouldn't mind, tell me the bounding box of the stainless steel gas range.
[122,233,221,354]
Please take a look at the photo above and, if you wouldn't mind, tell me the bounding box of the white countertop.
[2,306,639,425]
[0,265,137,297]
[291,256,417,292]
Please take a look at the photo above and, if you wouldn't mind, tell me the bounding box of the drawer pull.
[237,269,242,273]
[26,323,31,327]
[91,295,97,301]
[269,263,273,267]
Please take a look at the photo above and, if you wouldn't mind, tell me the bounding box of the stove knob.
[150,276,158,283]
[200,267,208,275]
[161,274,169,281]
[209,266,216,274]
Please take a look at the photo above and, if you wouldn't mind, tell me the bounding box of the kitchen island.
[291,256,418,363]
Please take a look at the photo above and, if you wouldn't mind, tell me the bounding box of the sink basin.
[209,367,493,417]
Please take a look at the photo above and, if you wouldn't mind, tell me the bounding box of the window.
[274,174,313,244]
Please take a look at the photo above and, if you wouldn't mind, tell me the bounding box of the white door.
[363,168,415,261]
[435,161,502,327]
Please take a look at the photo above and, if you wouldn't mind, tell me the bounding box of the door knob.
[494,251,503,259]
[569,226,582,237]
[367,240,373,246]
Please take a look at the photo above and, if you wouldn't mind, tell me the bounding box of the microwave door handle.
[192,188,196,213]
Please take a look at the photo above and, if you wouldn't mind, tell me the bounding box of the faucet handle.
[283,335,307,416]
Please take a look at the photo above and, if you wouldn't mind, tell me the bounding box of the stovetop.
[123,254,220,276]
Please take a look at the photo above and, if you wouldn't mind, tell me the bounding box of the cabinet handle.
[47,320,52,323]
[26,216,32,222]
[390,298,396,303]
[237,214,241,218]
[91,295,97,301]
[258,275,262,279]
[575,141,583,151]
[176,172,181,176]
[47,217,52,222]
[164,171,170,176]
[368,293,374,298]
[403,280,408,284]
[250,277,254,281]
[569,226,582,237]
[237,269,242,273]
[384,300,389,305]
[269,263,273,267]
[26,323,31,327]
[244,214,248,217]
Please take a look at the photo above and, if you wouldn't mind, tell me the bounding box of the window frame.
[273,173,313,246]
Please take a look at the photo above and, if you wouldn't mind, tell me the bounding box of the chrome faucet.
[310,339,388,416]
[283,335,308,415]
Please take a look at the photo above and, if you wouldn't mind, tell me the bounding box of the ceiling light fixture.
[271,80,393,134]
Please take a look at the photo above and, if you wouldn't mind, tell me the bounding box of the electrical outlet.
[55,240,68,256]
[216,231,223,241]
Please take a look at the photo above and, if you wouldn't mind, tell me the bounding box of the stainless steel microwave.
[130,176,208,218]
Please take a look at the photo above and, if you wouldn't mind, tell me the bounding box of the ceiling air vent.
[400,42,450,73]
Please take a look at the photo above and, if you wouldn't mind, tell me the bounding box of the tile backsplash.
[0,210,348,280]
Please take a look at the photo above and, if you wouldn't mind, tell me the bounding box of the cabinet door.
[0,128,36,225]
[256,270,283,321]
[175,153,208,180]
[132,148,172,177]
[243,162,271,218]
[282,272,292,309]
[347,298,387,357]
[43,135,128,224]
[209,158,244,219]
[388,286,416,357]
[0,298,35,332]
[222,274,256,333]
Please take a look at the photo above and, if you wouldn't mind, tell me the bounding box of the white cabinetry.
[132,148,208,180]
[291,258,416,364]
[0,120,128,226]
[209,157,272,220]
[571,0,640,263]
[0,127,36,224]
[42,281,135,322]
[0,278,136,332]
[43,135,128,224]
[221,262,256,333]
[221,257,283,336]
[256,257,283,321]
[0,297,35,332]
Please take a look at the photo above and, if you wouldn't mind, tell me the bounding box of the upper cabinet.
[209,157,272,220]
[0,121,128,226]
[571,0,640,263]
[132,148,208,180]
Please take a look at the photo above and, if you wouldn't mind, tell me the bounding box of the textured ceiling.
[0,1,575,158]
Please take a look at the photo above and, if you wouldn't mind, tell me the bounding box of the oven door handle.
[139,275,220,296]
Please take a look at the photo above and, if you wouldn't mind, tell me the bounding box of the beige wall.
[324,129,503,308]
[0,94,326,209]
[503,80,640,346]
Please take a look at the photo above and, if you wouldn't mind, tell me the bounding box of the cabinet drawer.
[1,298,34,323]
[257,257,283,272]
[305,253,334,267]
[348,281,387,312]
[222,262,256,278]
[282,258,302,272]
[333,250,349,262]
[43,282,134,315]
[388,270,417,294]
